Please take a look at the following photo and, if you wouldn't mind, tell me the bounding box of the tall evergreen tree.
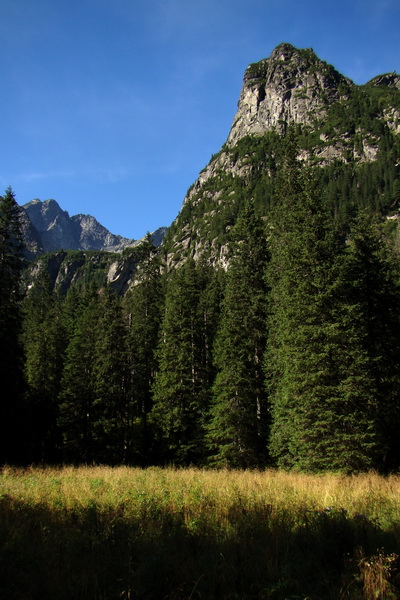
[22,272,65,462]
[123,237,163,464]
[0,187,26,463]
[92,287,130,463]
[266,138,378,471]
[58,288,100,463]
[151,259,217,465]
[338,212,400,470]
[207,200,269,467]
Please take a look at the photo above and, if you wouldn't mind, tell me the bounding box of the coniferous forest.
[2,127,400,473]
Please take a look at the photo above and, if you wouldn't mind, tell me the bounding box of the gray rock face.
[24,199,80,252]
[70,213,132,252]
[22,199,166,257]
[181,44,355,209]
[25,250,117,295]
[227,43,352,146]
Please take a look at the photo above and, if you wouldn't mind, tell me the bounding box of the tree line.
[2,138,400,471]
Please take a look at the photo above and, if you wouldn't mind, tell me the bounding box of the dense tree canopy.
[266,147,380,471]
[207,200,269,467]
[0,187,26,463]
[3,123,400,471]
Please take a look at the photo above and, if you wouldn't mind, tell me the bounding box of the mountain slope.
[21,44,400,292]
[163,43,400,268]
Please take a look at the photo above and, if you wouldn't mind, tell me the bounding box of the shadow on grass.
[1,496,399,599]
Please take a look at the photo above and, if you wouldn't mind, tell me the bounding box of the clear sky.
[1,0,399,239]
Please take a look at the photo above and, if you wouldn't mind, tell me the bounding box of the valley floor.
[1,466,400,599]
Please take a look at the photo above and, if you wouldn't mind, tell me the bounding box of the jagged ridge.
[22,198,166,259]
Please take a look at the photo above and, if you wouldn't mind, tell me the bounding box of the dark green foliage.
[339,212,400,470]
[318,130,400,224]
[58,289,101,462]
[58,287,134,464]
[0,188,24,298]
[266,140,379,471]
[0,187,26,463]
[207,200,269,467]
[265,135,400,473]
[22,273,65,462]
[91,288,131,463]
[11,57,400,471]
[123,236,164,464]
[151,259,221,465]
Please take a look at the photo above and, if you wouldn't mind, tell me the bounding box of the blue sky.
[0,0,399,239]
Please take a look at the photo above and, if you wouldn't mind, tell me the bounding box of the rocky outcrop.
[22,44,400,282]
[367,72,400,90]
[25,250,117,294]
[227,43,352,146]
[22,199,135,255]
[179,44,356,209]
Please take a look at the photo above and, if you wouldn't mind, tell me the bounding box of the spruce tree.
[22,272,65,462]
[266,139,378,471]
[0,187,26,463]
[207,200,269,467]
[338,212,400,470]
[58,288,100,463]
[151,259,216,465]
[92,287,130,463]
[123,237,163,464]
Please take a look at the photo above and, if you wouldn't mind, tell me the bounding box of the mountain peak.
[269,42,314,61]
[228,44,352,145]
[164,43,400,268]
[21,198,167,258]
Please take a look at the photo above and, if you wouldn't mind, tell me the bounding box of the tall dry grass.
[1,466,400,599]
[2,466,399,517]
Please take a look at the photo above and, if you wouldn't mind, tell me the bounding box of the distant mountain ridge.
[20,198,166,259]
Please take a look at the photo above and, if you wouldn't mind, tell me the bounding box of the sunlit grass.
[2,466,400,521]
[1,466,400,599]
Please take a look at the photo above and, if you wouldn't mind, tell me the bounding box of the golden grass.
[1,465,399,523]
[2,466,400,599]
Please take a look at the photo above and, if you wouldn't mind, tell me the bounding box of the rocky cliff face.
[22,198,168,293]
[163,43,400,268]
[22,199,166,258]
[24,240,167,296]
[368,72,400,90]
[227,43,351,145]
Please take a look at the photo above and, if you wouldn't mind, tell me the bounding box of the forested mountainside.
[19,198,167,293]
[164,43,400,266]
[1,43,400,470]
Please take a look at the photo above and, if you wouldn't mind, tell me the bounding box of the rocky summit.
[163,43,400,268]
[21,198,166,259]
[227,43,352,145]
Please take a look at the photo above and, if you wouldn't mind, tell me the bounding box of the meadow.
[1,466,400,599]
